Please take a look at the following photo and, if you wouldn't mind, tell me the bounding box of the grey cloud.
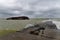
[34,8,60,18]
[21,11,35,15]
[0,0,60,18]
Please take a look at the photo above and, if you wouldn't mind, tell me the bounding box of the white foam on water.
[52,21,60,29]
[24,24,34,28]
[42,19,60,29]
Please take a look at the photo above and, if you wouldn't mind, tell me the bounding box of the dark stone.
[6,16,29,20]
[44,21,57,29]
[30,31,39,35]
[35,21,57,29]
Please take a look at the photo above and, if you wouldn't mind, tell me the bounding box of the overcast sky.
[0,0,60,18]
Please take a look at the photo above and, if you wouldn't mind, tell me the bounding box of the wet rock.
[34,21,57,29]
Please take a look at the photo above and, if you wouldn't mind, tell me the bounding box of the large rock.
[45,21,57,29]
[19,21,57,33]
[34,21,57,29]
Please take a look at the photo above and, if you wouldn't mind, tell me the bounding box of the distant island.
[6,16,29,20]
